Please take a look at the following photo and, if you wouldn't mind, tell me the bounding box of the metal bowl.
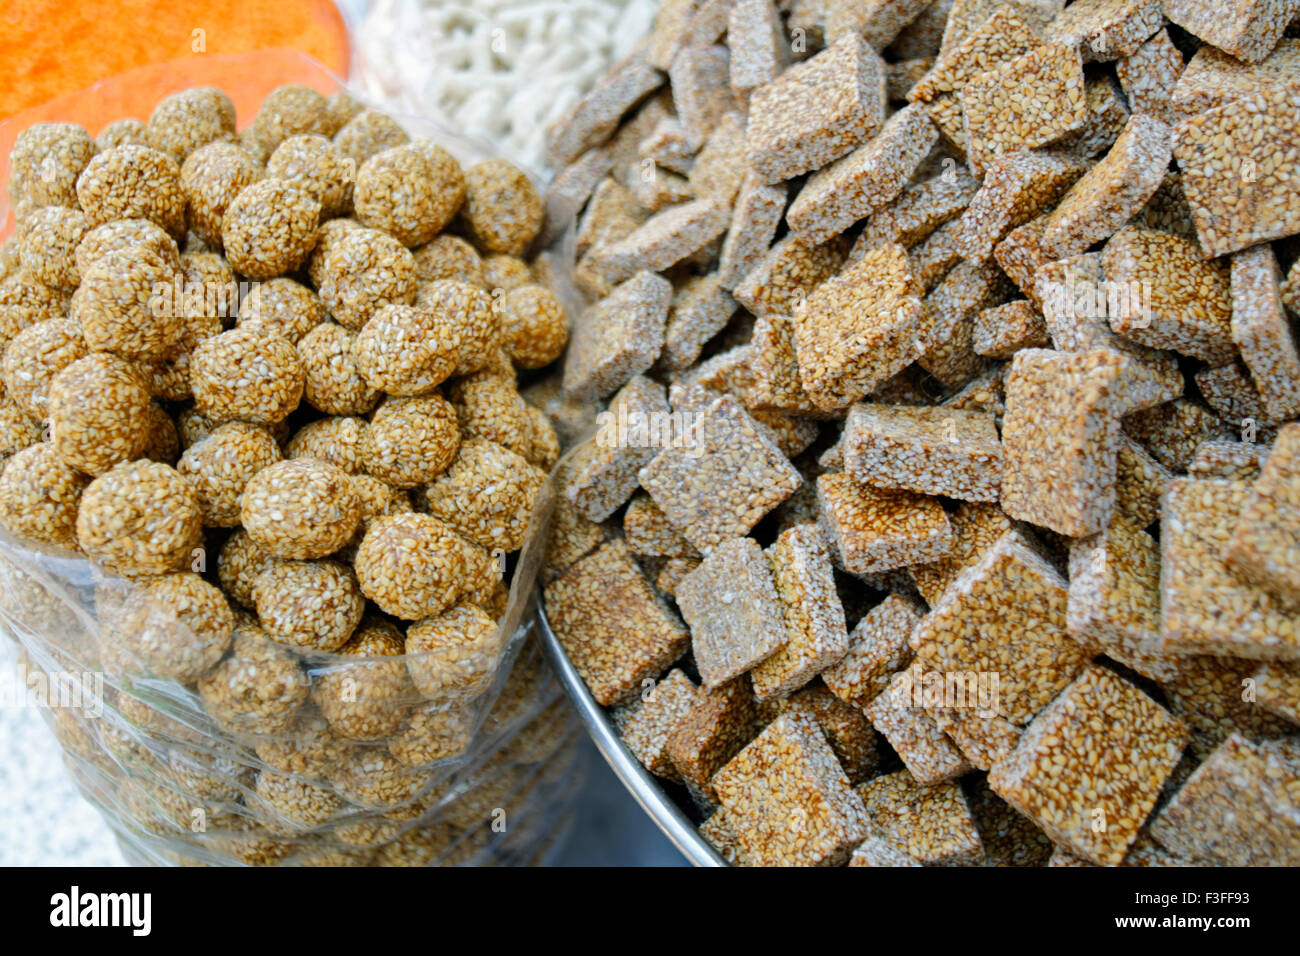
[537,606,727,867]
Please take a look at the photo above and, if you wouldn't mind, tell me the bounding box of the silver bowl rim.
[536,605,728,867]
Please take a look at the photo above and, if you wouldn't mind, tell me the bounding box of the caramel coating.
[361,394,460,488]
[240,457,360,559]
[75,145,186,239]
[75,460,203,576]
[252,559,364,651]
[353,141,465,247]
[0,442,89,550]
[458,159,543,256]
[48,353,153,475]
[221,179,320,279]
[177,422,283,526]
[190,327,304,426]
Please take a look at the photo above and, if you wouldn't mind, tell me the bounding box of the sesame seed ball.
[240,457,360,559]
[252,559,364,652]
[413,234,484,286]
[254,708,352,776]
[196,623,309,736]
[387,702,474,766]
[297,322,380,415]
[353,142,465,247]
[190,326,304,425]
[416,279,500,377]
[333,109,410,168]
[76,460,203,575]
[177,405,289,450]
[523,403,560,471]
[253,769,348,833]
[447,371,532,458]
[498,283,567,369]
[422,438,544,552]
[306,217,363,287]
[237,277,325,343]
[315,226,418,330]
[48,353,152,474]
[354,512,492,620]
[217,528,276,609]
[2,318,88,422]
[457,159,543,256]
[322,92,364,138]
[141,402,180,465]
[469,575,509,621]
[179,141,265,249]
[117,690,213,746]
[240,85,330,162]
[267,134,353,220]
[177,422,283,526]
[169,743,253,802]
[405,603,501,702]
[351,303,456,396]
[75,218,180,277]
[116,571,235,683]
[0,397,42,463]
[0,239,21,284]
[75,145,186,239]
[361,394,460,488]
[285,415,367,474]
[70,253,184,360]
[0,278,71,348]
[97,119,149,151]
[9,123,95,210]
[334,475,412,564]
[140,311,222,402]
[221,179,320,280]
[145,88,237,164]
[312,618,413,741]
[326,746,426,810]
[481,253,533,292]
[18,206,90,290]
[0,443,88,549]
[177,250,238,316]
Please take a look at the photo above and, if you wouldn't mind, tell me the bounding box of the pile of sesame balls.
[0,84,577,862]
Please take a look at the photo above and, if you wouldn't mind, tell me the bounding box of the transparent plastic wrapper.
[0,50,586,866]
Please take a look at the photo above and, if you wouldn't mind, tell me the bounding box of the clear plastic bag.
[0,49,586,866]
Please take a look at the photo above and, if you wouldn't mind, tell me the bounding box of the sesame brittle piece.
[712,711,871,866]
[565,375,669,521]
[676,536,789,688]
[640,393,802,553]
[844,402,1002,503]
[744,34,887,184]
[1225,424,1300,607]
[816,472,953,575]
[562,271,671,401]
[1231,243,1300,422]
[989,664,1188,865]
[1161,478,1300,661]
[615,667,699,781]
[750,523,851,701]
[857,769,984,866]
[822,593,922,709]
[544,539,690,706]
